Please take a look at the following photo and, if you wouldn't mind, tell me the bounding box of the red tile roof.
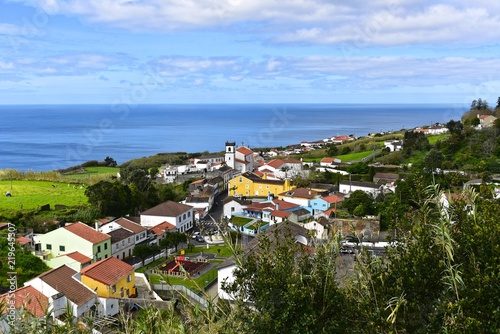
[322,195,343,204]
[270,211,292,218]
[64,222,110,244]
[39,265,96,306]
[149,221,176,236]
[0,285,49,318]
[80,257,134,286]
[321,157,336,163]
[236,146,253,155]
[16,236,32,245]
[63,251,92,264]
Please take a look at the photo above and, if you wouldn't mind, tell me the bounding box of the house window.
[188,211,191,217]
[136,235,139,241]
[104,242,108,250]
[183,213,186,219]
[97,245,101,253]
[127,274,132,282]
[239,177,242,183]
[122,240,125,246]
[59,245,65,252]
[111,285,116,293]
[46,244,52,250]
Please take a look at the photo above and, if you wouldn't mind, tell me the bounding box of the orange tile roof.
[80,256,133,286]
[64,251,92,264]
[237,146,253,155]
[64,222,110,244]
[0,285,49,318]
[321,157,336,163]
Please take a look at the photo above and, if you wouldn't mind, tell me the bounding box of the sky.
[1,0,500,104]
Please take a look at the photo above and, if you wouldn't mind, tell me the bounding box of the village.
[1,113,499,332]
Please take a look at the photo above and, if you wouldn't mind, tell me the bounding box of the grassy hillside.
[0,180,88,215]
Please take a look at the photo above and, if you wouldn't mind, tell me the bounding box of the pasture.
[0,180,88,215]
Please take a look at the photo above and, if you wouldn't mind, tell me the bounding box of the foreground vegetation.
[1,101,500,332]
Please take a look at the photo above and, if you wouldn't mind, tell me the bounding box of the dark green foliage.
[0,238,50,286]
[342,190,376,216]
[84,180,139,216]
[402,131,430,157]
[223,227,350,334]
[159,232,187,252]
[424,149,444,172]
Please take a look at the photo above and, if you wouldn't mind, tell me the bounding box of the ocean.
[0,103,467,171]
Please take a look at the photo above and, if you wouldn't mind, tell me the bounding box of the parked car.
[191,231,200,239]
[196,235,205,243]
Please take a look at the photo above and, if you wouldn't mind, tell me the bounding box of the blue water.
[0,103,467,171]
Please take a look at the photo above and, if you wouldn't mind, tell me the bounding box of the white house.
[101,217,149,245]
[258,158,304,179]
[303,216,330,240]
[384,140,403,152]
[26,265,100,319]
[320,157,341,167]
[277,187,319,207]
[140,200,194,233]
[222,196,249,219]
[427,124,449,135]
[339,180,381,197]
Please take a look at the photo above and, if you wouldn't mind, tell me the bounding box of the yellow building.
[228,172,295,197]
[80,256,136,298]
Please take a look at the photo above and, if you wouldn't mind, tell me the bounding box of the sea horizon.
[0,103,468,172]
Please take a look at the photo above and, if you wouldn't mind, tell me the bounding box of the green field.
[428,134,451,145]
[337,150,379,162]
[0,180,88,214]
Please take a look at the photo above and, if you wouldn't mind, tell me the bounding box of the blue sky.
[1,0,500,104]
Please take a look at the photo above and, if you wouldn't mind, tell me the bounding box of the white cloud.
[0,23,23,35]
[14,0,500,46]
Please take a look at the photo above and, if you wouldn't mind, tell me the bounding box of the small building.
[373,172,399,184]
[34,222,111,265]
[384,140,403,152]
[140,200,194,233]
[339,181,381,197]
[80,257,136,299]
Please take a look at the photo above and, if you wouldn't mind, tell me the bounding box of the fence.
[133,250,169,270]
[152,284,209,308]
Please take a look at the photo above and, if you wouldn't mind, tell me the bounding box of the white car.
[191,231,200,239]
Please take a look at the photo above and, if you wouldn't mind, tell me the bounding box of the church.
[224,141,255,173]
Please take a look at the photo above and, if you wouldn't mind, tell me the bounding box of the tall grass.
[0,169,115,185]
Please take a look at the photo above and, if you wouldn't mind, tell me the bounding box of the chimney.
[95,221,99,231]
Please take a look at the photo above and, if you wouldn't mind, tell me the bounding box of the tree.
[342,190,376,216]
[85,180,136,216]
[133,244,156,267]
[424,148,444,172]
[222,225,351,333]
[104,156,117,167]
[159,232,187,253]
